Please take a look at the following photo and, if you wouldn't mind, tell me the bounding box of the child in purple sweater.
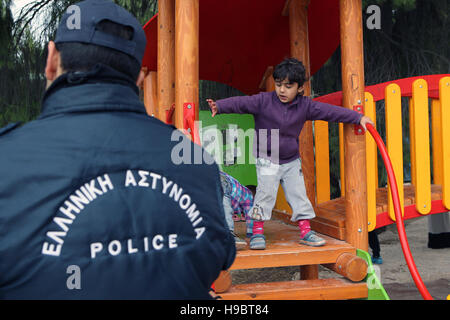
[207,58,373,250]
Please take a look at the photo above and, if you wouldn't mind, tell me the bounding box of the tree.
[0,0,13,67]
[13,0,157,45]
[0,0,157,127]
[0,0,22,125]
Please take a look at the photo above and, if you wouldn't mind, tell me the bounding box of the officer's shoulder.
[144,115,177,130]
[0,122,22,137]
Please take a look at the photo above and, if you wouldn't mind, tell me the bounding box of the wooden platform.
[220,220,368,300]
[279,184,445,240]
[231,220,355,270]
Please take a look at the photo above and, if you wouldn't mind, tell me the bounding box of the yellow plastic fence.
[313,75,450,231]
[440,77,450,209]
[364,92,377,229]
[385,84,404,221]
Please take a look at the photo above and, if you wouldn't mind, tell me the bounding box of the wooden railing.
[313,75,450,231]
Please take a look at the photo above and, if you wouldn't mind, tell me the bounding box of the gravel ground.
[371,216,449,300]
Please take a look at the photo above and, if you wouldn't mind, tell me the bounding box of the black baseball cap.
[54,0,147,64]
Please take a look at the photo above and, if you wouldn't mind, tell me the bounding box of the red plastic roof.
[142,0,340,95]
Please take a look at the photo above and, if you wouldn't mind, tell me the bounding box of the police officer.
[0,0,235,299]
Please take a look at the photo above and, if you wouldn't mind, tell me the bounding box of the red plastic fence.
[314,74,450,105]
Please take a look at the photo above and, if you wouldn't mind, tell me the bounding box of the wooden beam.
[289,0,317,280]
[282,0,310,16]
[289,0,315,208]
[157,0,175,123]
[339,0,368,251]
[175,0,199,130]
[259,66,274,91]
[282,0,291,16]
[300,265,318,280]
[220,278,368,300]
[143,71,158,117]
[322,252,368,282]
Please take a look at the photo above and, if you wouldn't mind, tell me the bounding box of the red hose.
[366,123,433,300]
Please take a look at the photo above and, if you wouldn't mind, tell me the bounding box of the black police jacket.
[0,64,236,299]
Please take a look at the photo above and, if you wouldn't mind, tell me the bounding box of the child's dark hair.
[273,57,307,88]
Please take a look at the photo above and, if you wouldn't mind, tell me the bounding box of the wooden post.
[175,0,199,131]
[259,66,274,91]
[289,0,315,208]
[288,0,318,280]
[157,0,176,123]
[339,0,368,251]
[213,271,232,293]
[264,71,275,92]
[143,71,158,117]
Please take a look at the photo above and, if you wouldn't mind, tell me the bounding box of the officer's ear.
[136,68,146,87]
[45,41,62,83]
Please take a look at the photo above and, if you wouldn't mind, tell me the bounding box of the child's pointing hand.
[206,99,218,117]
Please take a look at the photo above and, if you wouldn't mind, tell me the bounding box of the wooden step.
[220,278,368,300]
[232,220,356,270]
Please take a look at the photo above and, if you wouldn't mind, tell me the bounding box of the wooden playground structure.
[140,0,450,300]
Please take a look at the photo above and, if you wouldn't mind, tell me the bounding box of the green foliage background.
[0,0,158,126]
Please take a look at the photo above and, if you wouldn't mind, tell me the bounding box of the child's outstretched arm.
[206,94,263,116]
[308,99,374,131]
[206,99,218,117]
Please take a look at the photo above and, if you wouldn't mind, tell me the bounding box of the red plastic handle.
[366,123,433,300]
